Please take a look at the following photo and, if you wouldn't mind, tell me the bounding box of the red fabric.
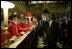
[1,29,11,48]
[1,30,5,42]
[8,22,19,38]
[8,21,32,38]
[17,24,26,31]
[1,30,6,48]
[26,12,32,17]
[64,29,68,38]
[18,23,31,32]
[23,24,30,32]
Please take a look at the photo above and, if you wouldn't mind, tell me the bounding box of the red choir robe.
[8,21,32,38]
[18,23,31,32]
[1,30,6,48]
[64,29,68,38]
[8,21,19,38]
[23,24,31,32]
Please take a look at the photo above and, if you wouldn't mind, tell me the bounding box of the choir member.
[8,15,19,39]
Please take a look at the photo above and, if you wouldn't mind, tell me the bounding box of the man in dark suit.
[44,14,59,48]
[61,16,71,48]
[67,17,71,48]
[38,20,44,38]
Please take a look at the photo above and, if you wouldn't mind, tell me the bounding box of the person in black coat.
[61,16,71,48]
[38,20,44,38]
[67,17,71,48]
[44,14,59,48]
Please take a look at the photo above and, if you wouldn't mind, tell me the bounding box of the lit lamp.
[14,12,17,15]
[21,14,24,17]
[1,1,15,27]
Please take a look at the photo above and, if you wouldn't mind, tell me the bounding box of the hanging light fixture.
[31,1,38,4]
[46,1,50,3]
[38,1,45,3]
[46,1,57,3]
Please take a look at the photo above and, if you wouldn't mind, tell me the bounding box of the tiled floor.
[37,36,48,48]
[37,36,71,48]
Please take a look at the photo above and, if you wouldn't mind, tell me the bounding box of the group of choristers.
[8,16,30,39]
[1,12,38,48]
[8,15,31,39]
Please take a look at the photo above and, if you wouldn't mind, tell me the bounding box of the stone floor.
[37,36,71,48]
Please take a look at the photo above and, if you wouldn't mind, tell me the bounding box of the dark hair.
[51,14,55,20]
[9,14,17,20]
[43,9,49,14]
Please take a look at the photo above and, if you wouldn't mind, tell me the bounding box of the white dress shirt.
[49,20,53,27]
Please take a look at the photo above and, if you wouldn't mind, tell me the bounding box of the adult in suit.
[38,20,44,37]
[67,17,71,48]
[61,16,70,48]
[44,14,59,48]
